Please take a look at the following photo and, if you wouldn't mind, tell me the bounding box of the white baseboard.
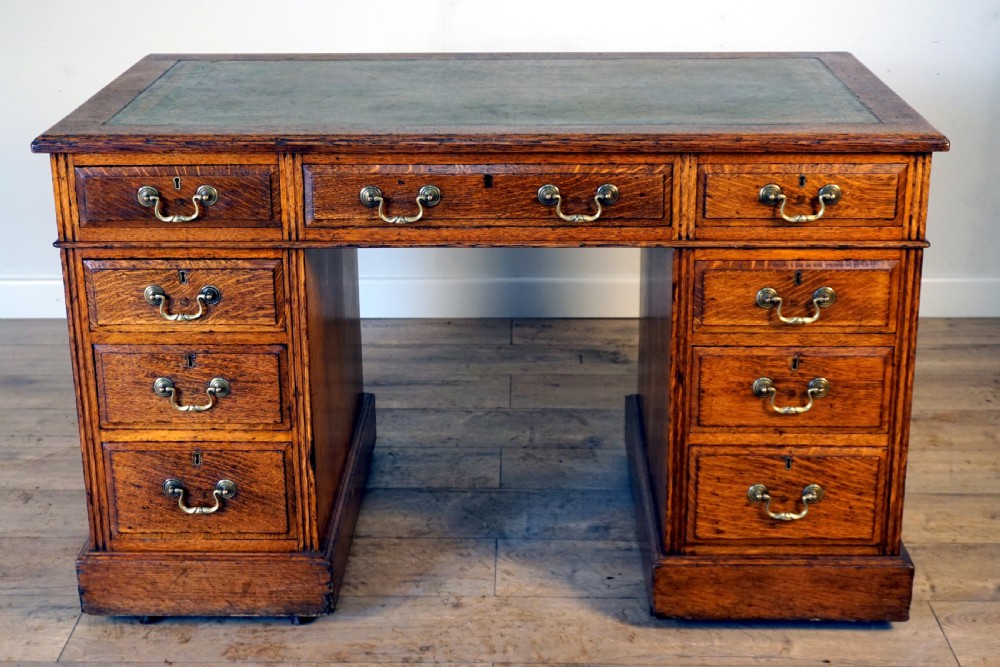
[917,278,1000,318]
[1,276,998,319]
[358,276,640,318]
[0,280,67,319]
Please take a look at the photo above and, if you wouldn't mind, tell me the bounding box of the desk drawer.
[83,257,285,331]
[693,251,901,333]
[104,441,296,550]
[688,447,884,547]
[74,164,281,229]
[696,158,908,240]
[692,346,892,432]
[94,345,290,429]
[304,164,670,227]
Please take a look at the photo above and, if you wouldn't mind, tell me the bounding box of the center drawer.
[94,345,290,430]
[304,164,671,228]
[103,441,297,551]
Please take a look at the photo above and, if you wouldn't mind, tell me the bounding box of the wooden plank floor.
[1,317,998,666]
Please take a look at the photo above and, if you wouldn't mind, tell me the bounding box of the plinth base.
[625,394,914,622]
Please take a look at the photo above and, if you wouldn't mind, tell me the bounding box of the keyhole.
[791,355,800,371]
[173,177,182,190]
[178,270,188,284]
[783,456,793,470]
[798,175,807,188]
[185,354,196,368]
[483,174,494,188]
[794,271,803,286]
[192,451,203,467]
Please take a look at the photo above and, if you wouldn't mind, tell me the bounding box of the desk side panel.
[300,248,364,544]
[638,248,675,549]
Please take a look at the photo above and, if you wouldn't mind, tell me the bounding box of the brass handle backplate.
[162,478,237,514]
[747,483,824,521]
[753,377,830,415]
[359,185,441,224]
[137,185,218,223]
[758,183,841,223]
[143,284,221,321]
[537,183,619,222]
[756,286,836,325]
[153,377,230,412]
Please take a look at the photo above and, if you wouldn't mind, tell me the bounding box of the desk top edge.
[31,52,950,154]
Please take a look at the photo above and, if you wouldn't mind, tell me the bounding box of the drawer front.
[83,258,285,331]
[74,165,281,228]
[94,345,289,429]
[697,160,907,239]
[692,347,892,431]
[688,447,884,545]
[304,164,670,227]
[105,442,296,550]
[693,252,901,332]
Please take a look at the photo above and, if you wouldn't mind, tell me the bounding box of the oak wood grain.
[29,50,950,625]
[695,154,911,243]
[692,250,902,333]
[687,447,885,548]
[650,550,915,621]
[299,248,364,543]
[74,164,279,227]
[76,551,333,617]
[305,164,670,228]
[103,441,295,549]
[93,345,289,429]
[83,256,285,331]
[691,346,893,431]
[702,164,904,221]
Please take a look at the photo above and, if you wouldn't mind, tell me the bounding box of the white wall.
[2,0,997,318]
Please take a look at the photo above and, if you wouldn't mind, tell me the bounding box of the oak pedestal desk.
[32,53,949,622]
